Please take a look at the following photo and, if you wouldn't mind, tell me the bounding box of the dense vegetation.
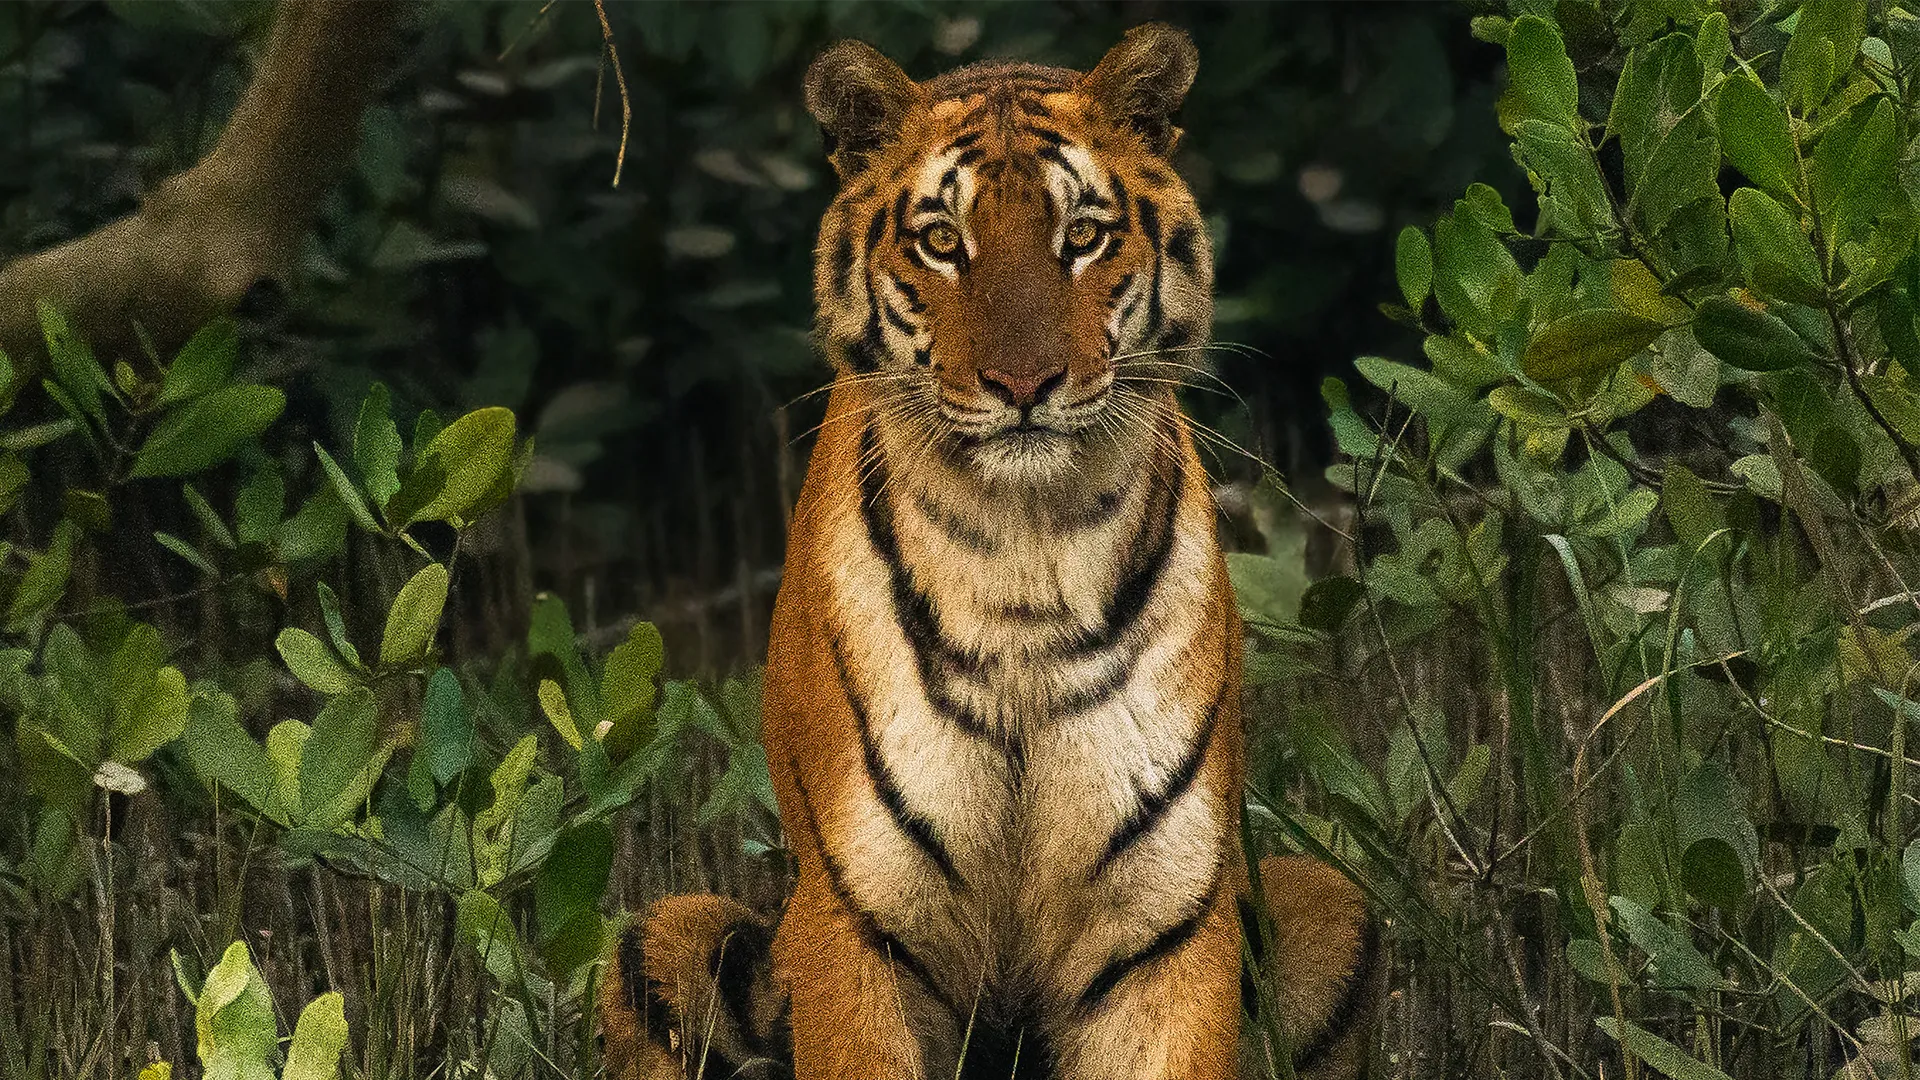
[15,1,1920,1078]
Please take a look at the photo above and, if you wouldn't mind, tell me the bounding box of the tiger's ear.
[806,41,924,179]
[1080,23,1199,157]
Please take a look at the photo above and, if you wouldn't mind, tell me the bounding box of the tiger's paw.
[599,895,790,1080]
[1242,855,1381,1080]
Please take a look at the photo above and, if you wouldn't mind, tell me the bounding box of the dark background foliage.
[1,0,1514,673]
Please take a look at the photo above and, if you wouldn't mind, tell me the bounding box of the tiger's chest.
[814,434,1231,993]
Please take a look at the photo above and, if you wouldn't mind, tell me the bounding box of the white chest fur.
[813,423,1230,1000]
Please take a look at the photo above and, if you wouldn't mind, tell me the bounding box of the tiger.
[600,23,1378,1080]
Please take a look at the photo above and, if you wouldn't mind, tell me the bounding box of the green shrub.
[1230,2,1920,1075]
[0,305,777,1078]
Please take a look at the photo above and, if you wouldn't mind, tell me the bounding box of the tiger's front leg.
[1047,883,1245,1080]
[774,881,953,1080]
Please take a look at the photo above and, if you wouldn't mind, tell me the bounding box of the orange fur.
[601,25,1378,1080]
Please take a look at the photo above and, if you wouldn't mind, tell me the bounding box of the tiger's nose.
[979,364,1068,408]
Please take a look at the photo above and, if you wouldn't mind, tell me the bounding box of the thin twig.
[592,0,632,189]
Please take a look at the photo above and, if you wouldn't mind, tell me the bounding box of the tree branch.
[0,0,404,366]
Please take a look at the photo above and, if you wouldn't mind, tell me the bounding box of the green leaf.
[313,444,380,534]
[1502,15,1580,132]
[275,629,357,695]
[1716,73,1800,203]
[1609,895,1726,989]
[379,562,448,667]
[181,484,236,549]
[1662,464,1725,553]
[1695,12,1730,73]
[1458,183,1516,234]
[401,406,516,526]
[539,678,582,750]
[196,941,277,1078]
[314,582,362,669]
[1489,385,1567,427]
[1781,0,1865,110]
[1729,188,1824,304]
[1522,310,1667,382]
[1691,296,1821,371]
[1432,212,1523,337]
[0,418,78,451]
[183,694,283,823]
[158,319,236,408]
[298,688,378,827]
[131,386,285,479]
[8,519,76,630]
[1514,120,1616,240]
[1815,96,1899,255]
[535,822,614,947]
[353,382,403,509]
[528,592,597,725]
[1673,760,1759,908]
[154,531,217,578]
[278,487,348,563]
[407,666,472,809]
[1395,226,1432,311]
[1353,356,1481,431]
[600,620,664,756]
[1594,1017,1735,1080]
[1609,35,1719,236]
[1298,575,1364,633]
[456,889,528,988]
[113,666,188,764]
[282,992,348,1080]
[37,301,104,423]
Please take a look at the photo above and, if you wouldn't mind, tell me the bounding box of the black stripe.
[1238,894,1268,1019]
[788,756,960,1017]
[882,298,917,336]
[858,424,1007,745]
[846,337,881,374]
[1137,197,1165,337]
[915,195,947,216]
[893,187,913,234]
[1167,223,1200,272]
[832,633,965,888]
[1292,915,1380,1073]
[915,491,996,553]
[710,919,774,1055]
[1075,876,1219,1016]
[954,146,984,167]
[830,232,854,299]
[1055,483,1130,530]
[1025,126,1068,145]
[1036,143,1084,188]
[892,276,924,314]
[1054,436,1182,658]
[1108,272,1136,303]
[947,131,983,150]
[1111,175,1130,224]
[1090,674,1225,879]
[865,204,888,254]
[616,924,677,1051]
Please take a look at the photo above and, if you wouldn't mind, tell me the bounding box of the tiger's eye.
[1064,218,1103,254]
[922,223,962,258]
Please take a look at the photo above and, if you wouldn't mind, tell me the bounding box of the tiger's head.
[806,25,1212,488]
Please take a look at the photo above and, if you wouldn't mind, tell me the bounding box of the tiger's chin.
[956,426,1085,487]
